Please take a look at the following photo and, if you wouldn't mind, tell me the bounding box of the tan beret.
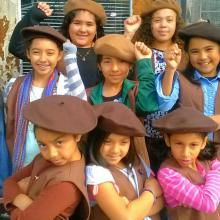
[64,0,107,26]
[94,102,146,137]
[24,95,97,134]
[22,25,66,45]
[142,0,181,17]
[94,34,135,63]
[152,106,218,133]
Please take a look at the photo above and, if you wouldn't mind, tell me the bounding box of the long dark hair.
[85,127,137,168]
[60,10,104,43]
[132,12,184,48]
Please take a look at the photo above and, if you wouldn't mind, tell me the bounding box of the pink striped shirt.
[158,159,220,213]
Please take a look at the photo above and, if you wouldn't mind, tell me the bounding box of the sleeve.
[86,165,119,201]
[63,41,87,101]
[135,58,159,116]
[9,182,81,220]
[3,162,33,208]
[158,167,220,213]
[86,165,115,185]
[8,4,47,60]
[155,72,180,111]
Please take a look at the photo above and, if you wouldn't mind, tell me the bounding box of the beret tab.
[24,95,97,134]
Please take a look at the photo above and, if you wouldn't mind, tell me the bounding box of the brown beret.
[141,0,181,17]
[23,95,97,134]
[94,102,146,137]
[22,25,66,45]
[178,21,220,44]
[152,106,218,133]
[64,0,107,26]
[94,34,135,63]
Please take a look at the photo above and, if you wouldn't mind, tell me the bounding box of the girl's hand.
[124,15,142,34]
[135,42,152,60]
[13,194,33,211]
[37,2,53,17]
[164,44,181,72]
[121,196,129,205]
[63,40,77,54]
[144,178,163,197]
[17,177,31,194]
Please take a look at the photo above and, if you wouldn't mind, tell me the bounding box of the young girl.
[9,0,106,88]
[86,102,164,220]
[3,95,97,220]
[88,33,158,117]
[152,106,220,220]
[124,0,185,172]
[156,21,220,144]
[4,25,86,172]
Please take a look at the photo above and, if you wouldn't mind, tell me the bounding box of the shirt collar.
[194,69,220,81]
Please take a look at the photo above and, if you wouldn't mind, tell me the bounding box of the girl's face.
[35,127,81,166]
[98,56,131,86]
[27,38,62,78]
[151,8,177,44]
[68,10,97,48]
[165,133,207,170]
[100,133,130,167]
[188,37,220,77]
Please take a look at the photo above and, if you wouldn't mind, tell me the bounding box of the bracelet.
[142,187,156,204]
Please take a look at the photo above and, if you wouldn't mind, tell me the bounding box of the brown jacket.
[179,74,220,143]
[4,154,90,220]
[161,157,220,220]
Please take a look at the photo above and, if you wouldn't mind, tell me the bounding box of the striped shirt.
[158,159,220,213]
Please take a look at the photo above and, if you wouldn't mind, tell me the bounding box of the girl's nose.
[112,62,119,72]
[48,146,58,158]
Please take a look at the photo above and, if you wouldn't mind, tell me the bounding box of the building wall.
[0,0,20,90]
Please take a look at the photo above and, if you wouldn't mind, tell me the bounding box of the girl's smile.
[100,133,130,167]
[188,37,220,77]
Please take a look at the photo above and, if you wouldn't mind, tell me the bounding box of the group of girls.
[1,0,220,219]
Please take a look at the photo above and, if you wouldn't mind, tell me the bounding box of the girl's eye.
[38,143,47,149]
[102,59,111,64]
[190,143,199,148]
[175,142,183,146]
[56,141,63,146]
[104,140,111,144]
[47,52,54,56]
[153,19,161,23]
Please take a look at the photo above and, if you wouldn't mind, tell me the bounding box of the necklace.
[77,48,92,61]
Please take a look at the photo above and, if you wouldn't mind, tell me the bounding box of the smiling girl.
[9,0,106,88]
[86,102,163,220]
[156,21,220,144]
[4,26,86,172]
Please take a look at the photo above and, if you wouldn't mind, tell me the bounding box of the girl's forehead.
[152,8,177,18]
[188,37,219,49]
[73,9,96,21]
